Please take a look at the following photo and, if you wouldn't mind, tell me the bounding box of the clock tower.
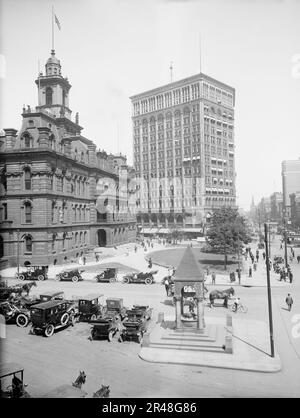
[35,49,72,119]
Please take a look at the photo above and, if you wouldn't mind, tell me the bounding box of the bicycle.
[230,303,248,313]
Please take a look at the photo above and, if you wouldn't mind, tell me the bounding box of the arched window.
[46,87,53,105]
[24,235,33,253]
[24,168,31,190]
[24,202,32,223]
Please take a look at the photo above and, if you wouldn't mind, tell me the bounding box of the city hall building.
[130,73,236,236]
[0,50,136,269]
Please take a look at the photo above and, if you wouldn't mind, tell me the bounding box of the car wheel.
[90,314,97,321]
[108,330,114,342]
[37,275,45,281]
[19,274,25,281]
[109,277,116,283]
[145,277,152,285]
[44,324,55,337]
[123,277,129,284]
[91,330,96,340]
[55,275,61,281]
[72,276,79,283]
[60,313,69,326]
[16,313,29,328]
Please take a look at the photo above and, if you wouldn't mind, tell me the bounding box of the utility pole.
[264,223,275,358]
[17,229,20,278]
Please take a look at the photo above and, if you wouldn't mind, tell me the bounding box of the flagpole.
[52,5,54,51]
[38,58,41,106]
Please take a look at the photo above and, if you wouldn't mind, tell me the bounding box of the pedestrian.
[297,255,300,264]
[262,252,266,260]
[249,266,252,278]
[285,294,293,311]
[253,261,257,272]
[148,258,152,269]
[82,256,86,266]
[223,294,229,309]
[288,270,293,284]
[134,245,137,253]
[164,276,170,296]
[256,254,259,262]
[212,271,216,285]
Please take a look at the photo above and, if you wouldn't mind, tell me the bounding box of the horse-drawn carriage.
[16,265,48,281]
[0,363,30,398]
[208,287,235,308]
[122,270,158,285]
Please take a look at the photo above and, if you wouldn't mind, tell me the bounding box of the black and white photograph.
[0,0,300,401]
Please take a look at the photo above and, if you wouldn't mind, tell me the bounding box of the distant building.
[270,192,283,223]
[290,192,300,229]
[282,159,300,218]
[130,72,236,236]
[0,49,136,269]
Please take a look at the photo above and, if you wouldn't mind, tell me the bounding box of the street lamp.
[264,223,275,358]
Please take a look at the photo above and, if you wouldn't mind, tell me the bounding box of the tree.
[206,207,252,270]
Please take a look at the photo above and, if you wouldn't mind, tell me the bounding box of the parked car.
[122,270,158,285]
[78,293,105,321]
[0,301,31,327]
[30,300,76,337]
[20,290,66,310]
[102,298,127,320]
[120,308,151,343]
[95,268,117,283]
[55,268,84,283]
[90,317,121,342]
[128,305,153,321]
[16,265,49,281]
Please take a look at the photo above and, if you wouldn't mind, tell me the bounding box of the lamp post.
[283,210,288,268]
[264,223,275,358]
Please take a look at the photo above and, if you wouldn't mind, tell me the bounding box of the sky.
[1,0,300,211]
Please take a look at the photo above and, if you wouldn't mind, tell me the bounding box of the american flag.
[55,14,61,30]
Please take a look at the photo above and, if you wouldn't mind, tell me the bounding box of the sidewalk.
[140,315,281,373]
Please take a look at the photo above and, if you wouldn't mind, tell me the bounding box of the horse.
[209,287,235,308]
[21,281,37,296]
[72,371,86,389]
[93,385,110,398]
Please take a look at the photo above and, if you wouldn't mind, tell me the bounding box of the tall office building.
[130,73,236,232]
[282,159,300,218]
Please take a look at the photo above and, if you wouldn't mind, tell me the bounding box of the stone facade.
[0,50,136,269]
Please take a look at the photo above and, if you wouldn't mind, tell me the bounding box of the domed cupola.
[45,49,61,76]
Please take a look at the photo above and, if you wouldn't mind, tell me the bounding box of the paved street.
[1,236,300,397]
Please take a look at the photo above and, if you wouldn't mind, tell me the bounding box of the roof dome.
[46,49,60,65]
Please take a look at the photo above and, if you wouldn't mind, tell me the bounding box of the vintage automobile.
[129,305,153,321]
[0,301,31,327]
[102,298,127,320]
[90,316,121,342]
[122,270,158,285]
[30,300,76,337]
[16,265,49,281]
[95,268,117,283]
[0,363,30,398]
[120,308,151,343]
[55,268,84,283]
[78,293,105,322]
[20,290,66,310]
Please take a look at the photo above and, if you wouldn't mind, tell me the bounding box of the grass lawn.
[150,247,242,273]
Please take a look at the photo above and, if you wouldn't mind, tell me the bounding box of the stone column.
[37,127,51,148]
[175,296,182,329]
[4,128,17,150]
